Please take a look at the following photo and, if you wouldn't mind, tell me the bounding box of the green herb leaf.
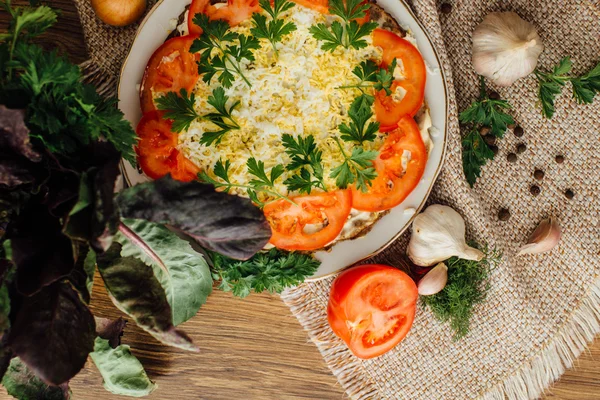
[1,357,71,400]
[330,140,378,192]
[570,61,600,104]
[281,134,325,193]
[421,246,500,340]
[96,243,199,352]
[251,0,297,55]
[534,57,572,119]
[90,337,156,397]
[156,89,201,133]
[461,129,494,188]
[338,94,379,144]
[211,248,320,297]
[117,218,213,326]
[247,157,284,188]
[201,87,241,146]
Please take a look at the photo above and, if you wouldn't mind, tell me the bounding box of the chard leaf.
[7,282,96,385]
[10,205,75,296]
[96,244,198,352]
[90,337,156,398]
[115,176,271,260]
[117,219,213,326]
[1,357,71,400]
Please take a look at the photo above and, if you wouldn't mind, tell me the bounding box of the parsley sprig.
[459,77,514,187]
[156,88,240,146]
[251,0,297,56]
[330,137,377,192]
[338,94,380,144]
[281,134,326,194]
[191,14,260,88]
[535,57,600,119]
[210,248,320,298]
[338,59,397,96]
[309,0,378,52]
[199,158,294,207]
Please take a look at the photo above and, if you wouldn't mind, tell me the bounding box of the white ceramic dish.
[118,0,448,280]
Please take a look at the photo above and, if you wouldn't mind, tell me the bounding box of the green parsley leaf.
[155,89,201,133]
[461,129,494,187]
[338,59,396,96]
[281,134,325,193]
[210,248,320,298]
[251,0,297,56]
[338,94,379,144]
[330,138,377,192]
[534,57,572,119]
[570,61,600,104]
[247,157,284,188]
[309,0,377,51]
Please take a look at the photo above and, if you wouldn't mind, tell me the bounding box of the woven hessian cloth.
[73,0,600,399]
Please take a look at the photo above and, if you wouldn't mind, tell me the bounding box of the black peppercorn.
[507,123,516,130]
[440,2,452,14]
[534,169,545,180]
[565,189,575,199]
[489,91,500,100]
[514,125,524,137]
[530,185,541,196]
[498,208,511,221]
[555,154,565,164]
[516,143,527,154]
[479,126,491,136]
[490,145,498,155]
[483,134,496,146]
[507,153,517,162]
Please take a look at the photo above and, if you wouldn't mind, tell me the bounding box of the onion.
[91,0,147,27]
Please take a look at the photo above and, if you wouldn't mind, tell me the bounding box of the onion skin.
[91,0,147,27]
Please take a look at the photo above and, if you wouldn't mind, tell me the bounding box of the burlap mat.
[73,0,600,399]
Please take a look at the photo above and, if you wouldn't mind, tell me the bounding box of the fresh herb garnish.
[330,137,377,192]
[210,248,320,298]
[251,0,297,56]
[459,77,514,187]
[156,87,240,145]
[191,14,260,88]
[535,57,600,118]
[421,245,500,340]
[281,134,326,194]
[338,94,380,144]
[309,0,378,52]
[199,158,293,207]
[338,59,397,96]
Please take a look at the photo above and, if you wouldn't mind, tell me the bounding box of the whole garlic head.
[408,205,484,267]
[472,12,544,86]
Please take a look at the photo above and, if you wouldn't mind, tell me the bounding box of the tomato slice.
[373,28,426,131]
[291,0,329,14]
[136,111,200,182]
[264,190,352,251]
[352,116,427,212]
[328,264,418,359]
[188,0,261,35]
[140,35,200,114]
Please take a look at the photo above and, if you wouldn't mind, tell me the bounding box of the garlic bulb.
[472,12,544,86]
[418,263,448,296]
[408,205,484,267]
[517,217,561,255]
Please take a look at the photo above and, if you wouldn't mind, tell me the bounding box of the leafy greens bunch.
[535,57,600,119]
[459,76,515,187]
[0,3,319,399]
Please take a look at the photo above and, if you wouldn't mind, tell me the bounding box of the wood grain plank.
[0,1,598,399]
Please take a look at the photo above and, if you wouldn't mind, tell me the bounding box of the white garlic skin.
[418,263,448,296]
[408,205,484,267]
[472,12,544,86]
[517,217,562,255]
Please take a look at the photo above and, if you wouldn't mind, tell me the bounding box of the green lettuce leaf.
[96,244,198,352]
[1,357,71,400]
[115,176,271,260]
[117,219,212,326]
[90,338,156,398]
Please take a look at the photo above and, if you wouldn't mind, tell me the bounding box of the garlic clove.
[517,217,562,255]
[418,263,448,296]
[407,205,484,267]
[472,12,544,87]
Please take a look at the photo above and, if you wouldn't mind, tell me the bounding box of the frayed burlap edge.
[281,276,600,400]
[79,59,118,98]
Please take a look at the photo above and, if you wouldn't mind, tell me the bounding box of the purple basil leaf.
[115,176,271,260]
[0,154,35,187]
[1,357,72,400]
[96,244,198,352]
[95,317,127,349]
[10,205,75,296]
[0,105,41,162]
[7,281,95,386]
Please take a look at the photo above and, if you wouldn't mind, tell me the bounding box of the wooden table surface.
[1,1,599,399]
